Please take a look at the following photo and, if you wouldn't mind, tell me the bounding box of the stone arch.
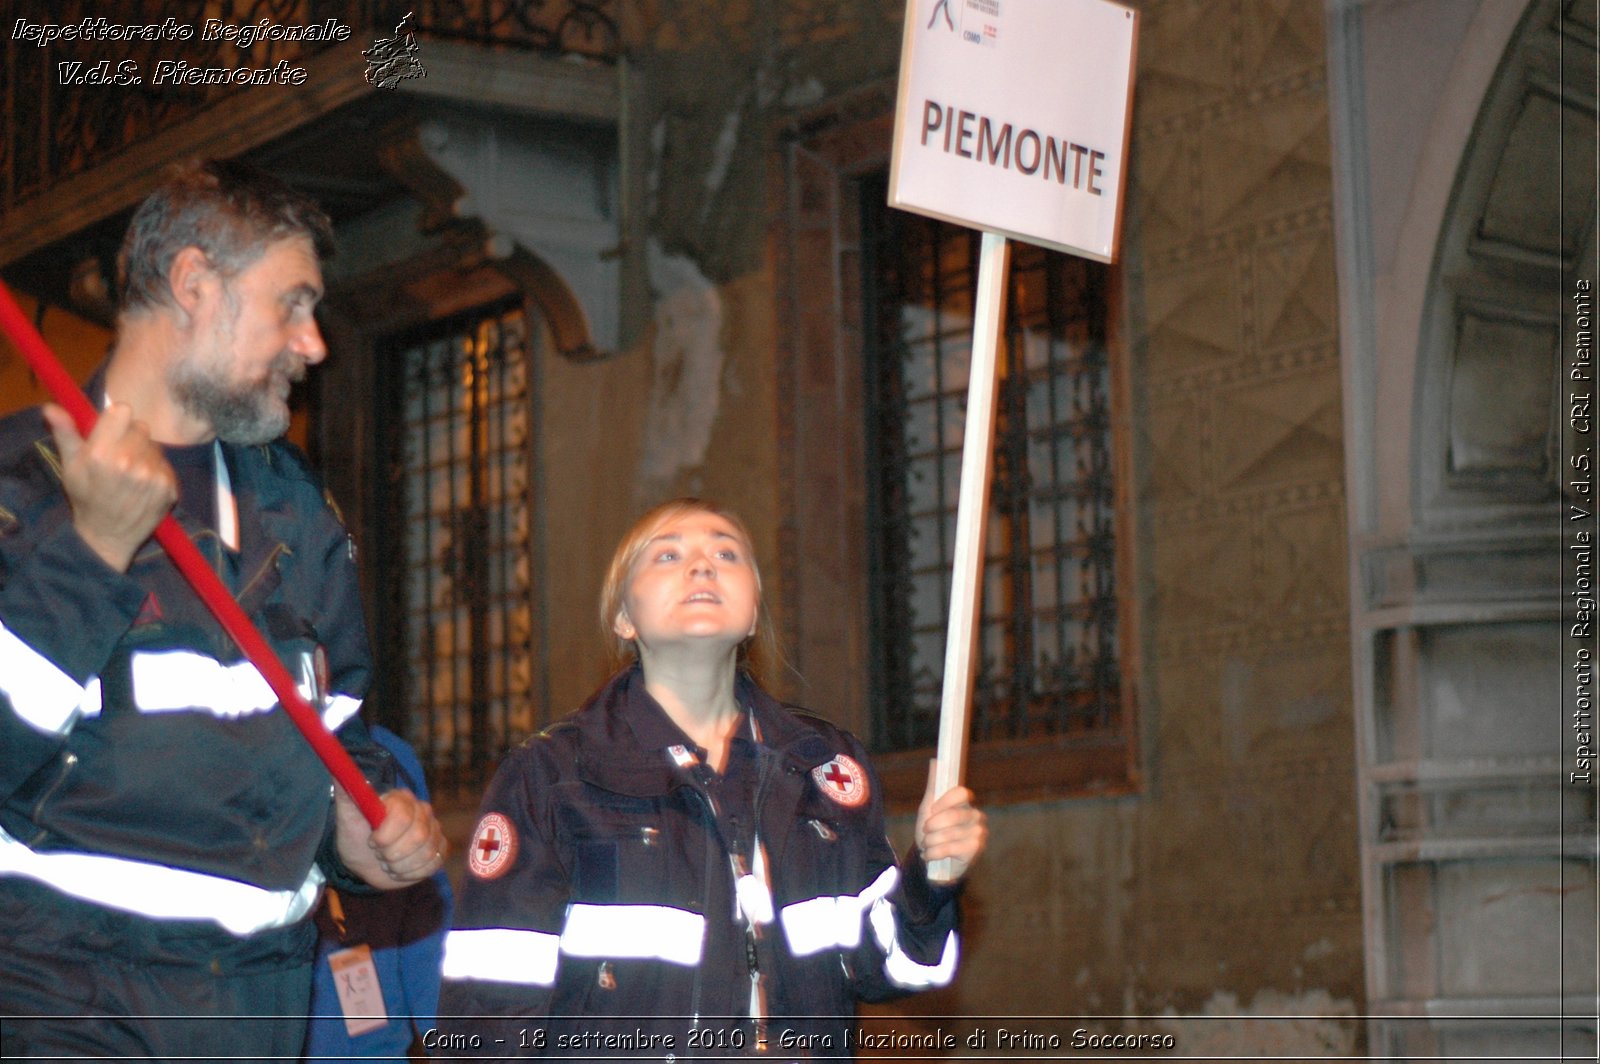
[1413,0,1594,530]
[1330,0,1597,1056]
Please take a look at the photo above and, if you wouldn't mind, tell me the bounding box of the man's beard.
[170,348,303,446]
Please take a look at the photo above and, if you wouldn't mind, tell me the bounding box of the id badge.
[327,943,388,1036]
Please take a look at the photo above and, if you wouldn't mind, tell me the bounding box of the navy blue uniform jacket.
[441,665,960,1060]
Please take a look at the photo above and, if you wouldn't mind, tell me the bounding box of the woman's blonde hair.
[600,498,776,678]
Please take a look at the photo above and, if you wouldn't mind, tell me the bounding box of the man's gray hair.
[117,158,333,314]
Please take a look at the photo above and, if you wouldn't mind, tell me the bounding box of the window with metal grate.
[373,297,539,793]
[860,173,1125,760]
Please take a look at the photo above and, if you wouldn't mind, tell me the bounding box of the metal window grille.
[862,179,1120,753]
[375,298,538,792]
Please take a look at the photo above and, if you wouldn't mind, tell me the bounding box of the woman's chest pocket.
[568,796,670,904]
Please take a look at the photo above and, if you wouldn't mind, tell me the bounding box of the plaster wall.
[534,261,784,719]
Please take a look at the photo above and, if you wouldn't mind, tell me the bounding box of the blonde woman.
[441,499,985,1059]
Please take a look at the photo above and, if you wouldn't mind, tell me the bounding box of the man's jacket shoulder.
[228,436,347,524]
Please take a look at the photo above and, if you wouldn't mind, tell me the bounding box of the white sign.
[889,0,1138,262]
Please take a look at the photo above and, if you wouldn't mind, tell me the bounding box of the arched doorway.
[1330,0,1597,1055]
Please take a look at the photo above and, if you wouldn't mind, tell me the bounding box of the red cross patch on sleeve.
[468,812,517,880]
[811,754,870,808]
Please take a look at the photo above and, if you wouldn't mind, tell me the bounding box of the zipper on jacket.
[28,745,78,832]
[729,846,771,1053]
[743,745,793,1054]
[688,787,718,1048]
[745,925,769,1052]
[808,818,837,841]
[26,745,78,844]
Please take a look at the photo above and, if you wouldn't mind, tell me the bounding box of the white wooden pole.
[930,230,1010,883]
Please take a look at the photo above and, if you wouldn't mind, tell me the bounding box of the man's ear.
[167,246,215,322]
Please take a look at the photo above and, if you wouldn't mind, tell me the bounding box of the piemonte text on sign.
[889,0,1137,262]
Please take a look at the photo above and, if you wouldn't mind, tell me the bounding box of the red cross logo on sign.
[468,812,517,880]
[811,754,869,808]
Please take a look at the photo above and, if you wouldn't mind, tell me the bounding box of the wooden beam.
[0,40,618,269]
[394,40,618,124]
[0,43,376,267]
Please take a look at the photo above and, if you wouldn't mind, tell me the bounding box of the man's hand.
[914,760,988,885]
[333,784,448,890]
[42,402,176,572]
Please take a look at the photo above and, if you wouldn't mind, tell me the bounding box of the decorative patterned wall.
[939,0,1364,1033]
[1122,0,1361,1004]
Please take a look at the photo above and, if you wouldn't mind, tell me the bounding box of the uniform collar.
[618,664,835,771]
[573,665,836,796]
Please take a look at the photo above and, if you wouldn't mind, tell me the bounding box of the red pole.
[0,281,387,828]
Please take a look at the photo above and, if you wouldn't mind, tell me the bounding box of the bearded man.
[0,159,445,1060]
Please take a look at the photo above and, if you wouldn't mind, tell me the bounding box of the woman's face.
[615,510,760,657]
